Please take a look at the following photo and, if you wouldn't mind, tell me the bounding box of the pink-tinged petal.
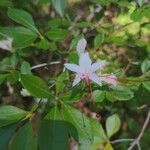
[64,63,81,73]
[76,38,87,55]
[89,73,102,85]
[91,60,106,72]
[72,75,81,86]
[79,52,92,71]
[101,74,117,86]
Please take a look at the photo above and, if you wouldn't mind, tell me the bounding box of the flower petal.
[101,74,117,86]
[79,52,92,72]
[0,38,13,51]
[72,75,81,86]
[76,38,87,55]
[89,73,102,85]
[64,63,81,73]
[91,60,106,72]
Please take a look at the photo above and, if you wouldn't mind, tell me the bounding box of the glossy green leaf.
[0,105,28,127]
[10,122,37,150]
[20,74,51,98]
[52,0,67,17]
[7,8,39,34]
[0,26,37,49]
[106,114,121,138]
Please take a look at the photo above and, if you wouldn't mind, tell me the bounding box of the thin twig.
[111,138,134,144]
[127,110,150,150]
[31,61,61,70]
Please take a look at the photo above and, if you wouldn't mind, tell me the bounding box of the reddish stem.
[88,83,101,119]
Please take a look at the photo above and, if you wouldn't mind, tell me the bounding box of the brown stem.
[128,110,150,150]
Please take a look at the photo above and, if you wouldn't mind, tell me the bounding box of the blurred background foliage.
[0,0,150,150]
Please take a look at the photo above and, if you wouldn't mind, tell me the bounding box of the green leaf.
[94,33,104,49]
[110,85,134,101]
[20,74,51,98]
[0,124,17,150]
[93,90,105,102]
[56,71,68,94]
[104,143,114,150]
[0,105,28,127]
[0,26,37,49]
[46,28,68,41]
[38,106,78,150]
[52,0,67,17]
[0,0,13,7]
[7,71,20,84]
[62,104,107,149]
[48,18,69,28]
[7,8,39,34]
[106,114,121,138]
[0,74,8,85]
[141,59,150,74]
[111,91,134,101]
[77,21,92,28]
[21,61,32,75]
[10,122,37,150]
[62,88,84,103]
[143,81,150,91]
[130,9,143,21]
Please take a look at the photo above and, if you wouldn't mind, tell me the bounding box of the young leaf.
[7,8,39,34]
[106,114,121,138]
[52,0,67,17]
[0,105,28,127]
[10,122,37,150]
[20,74,51,98]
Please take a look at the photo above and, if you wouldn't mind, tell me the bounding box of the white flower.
[76,38,87,55]
[64,52,106,86]
[65,38,117,86]
[0,38,13,51]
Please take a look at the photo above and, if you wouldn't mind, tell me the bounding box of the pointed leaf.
[10,122,37,150]
[106,114,121,138]
[7,8,39,34]
[20,74,51,98]
[0,105,28,127]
